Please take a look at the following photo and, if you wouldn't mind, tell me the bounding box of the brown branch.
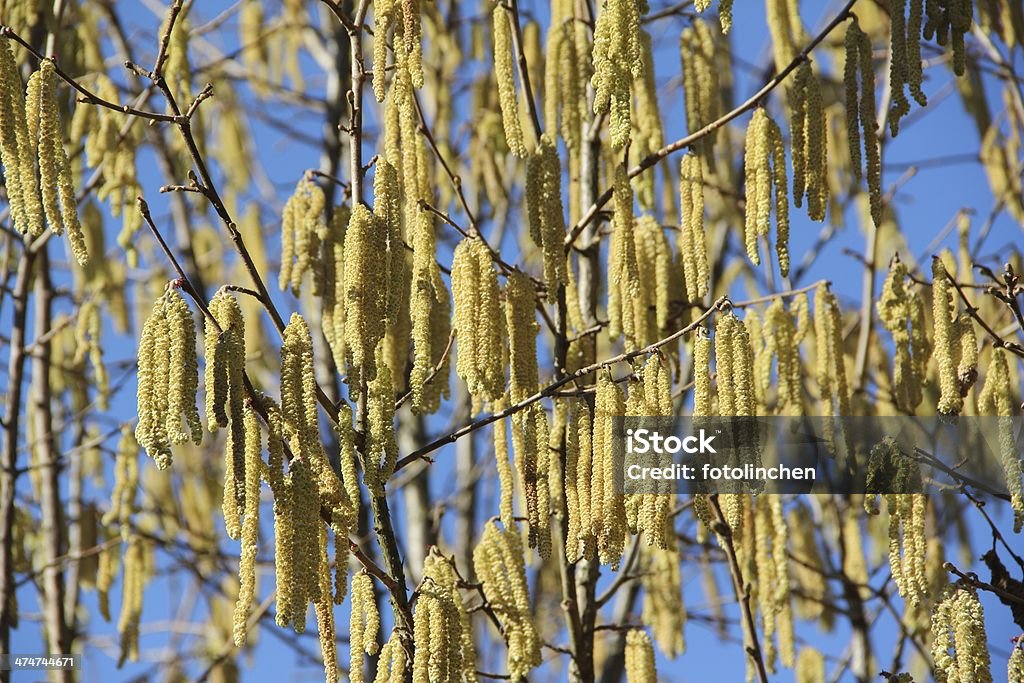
[397,296,729,469]
[708,495,770,683]
[563,0,860,252]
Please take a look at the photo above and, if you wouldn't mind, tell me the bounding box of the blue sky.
[6,1,1023,681]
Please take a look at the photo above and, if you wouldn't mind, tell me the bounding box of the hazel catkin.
[526,135,569,300]
[932,257,963,415]
[452,237,505,403]
[624,629,657,682]
[0,37,43,237]
[136,287,203,469]
[279,178,326,295]
[679,153,709,302]
[493,3,526,157]
[743,108,790,276]
[592,0,645,148]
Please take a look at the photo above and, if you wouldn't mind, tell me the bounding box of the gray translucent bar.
[612,416,1022,495]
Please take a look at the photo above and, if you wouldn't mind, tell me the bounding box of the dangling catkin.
[136,288,202,469]
[102,427,139,539]
[607,166,643,350]
[978,348,1023,531]
[232,406,262,647]
[877,257,927,409]
[544,0,582,148]
[452,237,505,403]
[1010,642,1024,683]
[473,522,541,679]
[375,631,408,683]
[276,457,322,632]
[592,0,645,148]
[414,552,477,682]
[679,153,709,301]
[641,538,686,658]
[493,3,526,157]
[796,648,825,683]
[635,216,672,345]
[931,584,993,683]
[931,257,963,415]
[624,629,657,682]
[279,178,326,295]
[493,398,516,529]
[888,0,928,135]
[116,535,147,666]
[0,37,43,237]
[349,571,380,683]
[843,17,883,227]
[343,204,389,380]
[365,344,399,495]
[29,59,87,262]
[743,108,790,276]
[205,295,246,518]
[593,372,627,567]
[680,21,722,164]
[790,61,829,221]
[506,271,540,404]
[526,135,568,300]
[813,286,852,448]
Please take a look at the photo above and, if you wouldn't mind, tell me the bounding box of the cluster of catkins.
[0,43,87,261]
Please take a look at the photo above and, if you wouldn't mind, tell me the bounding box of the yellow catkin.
[844,18,882,227]
[1009,643,1024,683]
[505,271,540,404]
[276,457,322,632]
[931,257,963,415]
[796,648,825,683]
[473,522,541,679]
[493,399,516,529]
[641,539,686,658]
[102,427,139,539]
[680,21,722,164]
[232,406,262,647]
[978,348,1023,531]
[74,300,109,410]
[372,0,396,102]
[321,208,349,371]
[955,314,978,395]
[493,3,526,157]
[30,60,86,261]
[878,257,925,410]
[343,203,389,380]
[743,108,790,276]
[635,216,672,345]
[814,286,852,450]
[544,0,582,149]
[624,629,657,682]
[607,166,644,349]
[764,299,803,413]
[365,344,398,495]
[527,135,568,300]
[375,631,408,683]
[568,397,595,562]
[788,502,831,624]
[315,526,339,683]
[592,0,644,148]
[205,291,245,431]
[279,178,326,295]
[401,0,424,88]
[350,571,380,683]
[116,536,147,666]
[718,0,734,33]
[452,237,506,403]
[593,372,627,567]
[679,153,708,301]
[790,62,829,221]
[931,584,993,683]
[633,31,663,209]
[417,552,477,681]
[0,37,43,237]
[689,332,712,421]
[136,288,202,469]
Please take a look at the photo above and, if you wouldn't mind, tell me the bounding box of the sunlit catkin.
[349,571,380,683]
[473,522,541,679]
[136,288,202,469]
[1010,642,1024,683]
[493,3,526,157]
[414,552,476,682]
[888,0,929,135]
[232,406,262,647]
[565,397,595,562]
[527,135,568,300]
[743,108,790,276]
[103,427,139,539]
[343,204,389,380]
[813,286,851,435]
[608,166,643,350]
[452,237,505,403]
[30,59,86,262]
[205,291,245,431]
[796,648,825,683]
[843,17,883,227]
[375,631,408,683]
[0,37,43,237]
[505,271,540,404]
[931,257,963,415]
[116,536,147,666]
[979,348,1023,531]
[790,62,829,221]
[679,153,709,301]
[625,629,657,682]
[931,584,993,683]
[641,540,686,657]
[680,21,722,164]
[593,372,627,567]
[878,257,925,410]
[276,458,321,632]
[279,178,326,295]
[592,0,644,148]
[544,0,582,148]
